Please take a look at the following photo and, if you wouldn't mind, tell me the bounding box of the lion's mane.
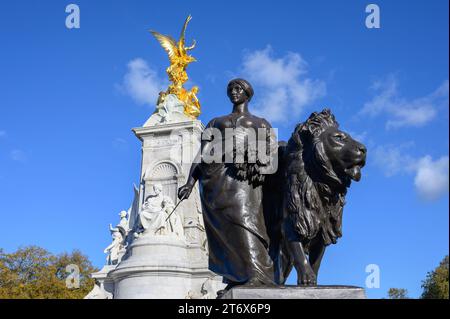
[283,109,347,250]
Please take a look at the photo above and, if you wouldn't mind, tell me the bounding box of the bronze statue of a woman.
[178,79,278,291]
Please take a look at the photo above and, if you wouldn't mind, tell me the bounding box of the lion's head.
[283,109,366,246]
[304,110,366,186]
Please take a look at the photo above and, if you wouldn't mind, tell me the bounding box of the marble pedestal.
[109,235,222,299]
[220,286,367,299]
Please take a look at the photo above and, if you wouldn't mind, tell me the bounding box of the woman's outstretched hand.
[178,183,193,200]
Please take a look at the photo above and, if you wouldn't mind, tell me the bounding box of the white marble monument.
[86,94,224,299]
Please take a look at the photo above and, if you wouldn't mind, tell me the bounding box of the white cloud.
[413,155,449,201]
[241,46,326,124]
[373,145,449,201]
[119,58,166,107]
[361,76,449,129]
[10,149,27,162]
[373,143,416,176]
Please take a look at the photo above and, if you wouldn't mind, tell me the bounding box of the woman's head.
[227,78,254,104]
[153,183,163,194]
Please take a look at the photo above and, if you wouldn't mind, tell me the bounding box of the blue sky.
[0,1,448,299]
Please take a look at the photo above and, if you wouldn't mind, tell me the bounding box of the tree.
[387,288,409,299]
[421,255,449,299]
[0,246,98,299]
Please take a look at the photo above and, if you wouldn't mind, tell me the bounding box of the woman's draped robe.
[197,116,279,285]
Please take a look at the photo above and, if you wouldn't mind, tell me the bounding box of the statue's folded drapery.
[199,161,274,285]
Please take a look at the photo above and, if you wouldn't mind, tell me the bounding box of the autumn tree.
[421,255,449,299]
[0,245,98,299]
[387,288,409,299]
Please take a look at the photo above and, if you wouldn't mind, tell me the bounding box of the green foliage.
[421,255,449,299]
[0,245,98,299]
[387,288,409,299]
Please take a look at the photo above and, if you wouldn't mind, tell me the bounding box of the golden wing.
[178,15,192,51]
[150,30,179,60]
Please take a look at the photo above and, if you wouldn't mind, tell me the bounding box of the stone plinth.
[109,235,222,299]
[220,285,367,299]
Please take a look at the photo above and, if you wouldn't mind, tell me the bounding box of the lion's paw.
[298,267,317,286]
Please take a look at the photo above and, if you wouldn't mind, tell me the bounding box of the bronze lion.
[266,109,367,286]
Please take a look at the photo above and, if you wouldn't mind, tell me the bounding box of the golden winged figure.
[150,15,201,118]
